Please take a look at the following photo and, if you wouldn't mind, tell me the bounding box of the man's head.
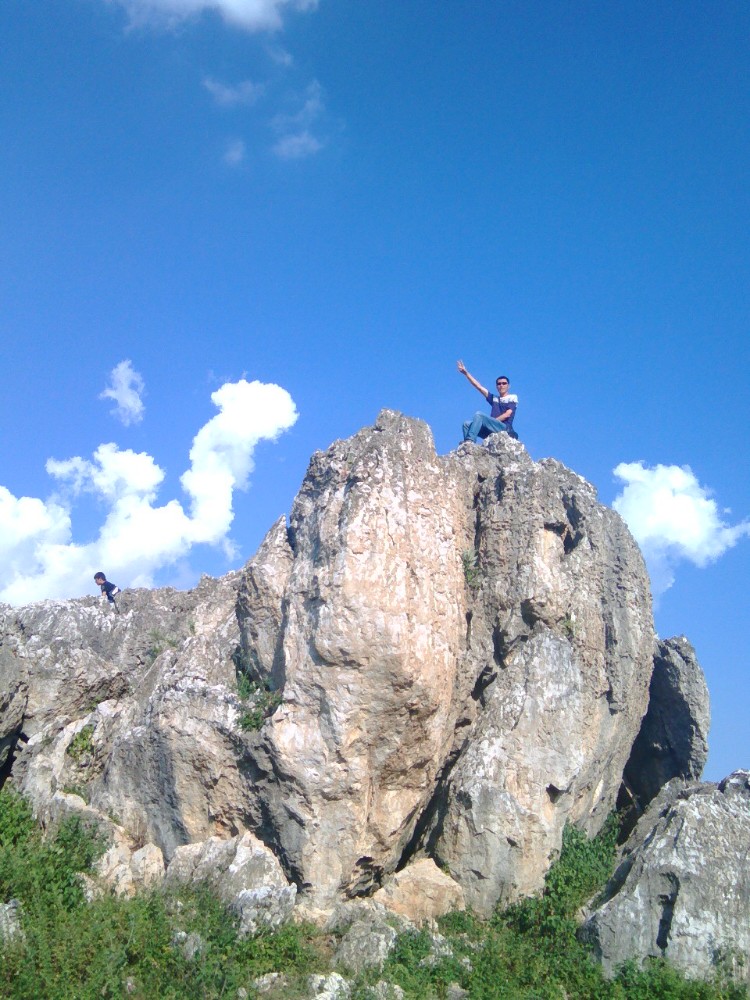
[94,573,106,584]
[496,376,510,394]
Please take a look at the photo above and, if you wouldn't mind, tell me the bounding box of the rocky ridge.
[1,410,742,983]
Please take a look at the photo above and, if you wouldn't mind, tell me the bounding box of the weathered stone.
[239,413,654,915]
[623,636,710,813]
[0,411,685,933]
[306,973,351,999]
[372,858,465,925]
[0,899,24,944]
[131,843,166,889]
[172,929,206,961]
[581,771,750,983]
[330,900,407,973]
[0,645,27,772]
[165,831,296,935]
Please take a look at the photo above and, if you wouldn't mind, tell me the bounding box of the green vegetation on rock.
[0,789,745,999]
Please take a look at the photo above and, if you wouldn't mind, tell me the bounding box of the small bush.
[236,670,282,731]
[461,548,481,589]
[66,724,96,764]
[145,629,179,664]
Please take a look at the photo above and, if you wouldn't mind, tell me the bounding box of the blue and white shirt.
[485,391,518,430]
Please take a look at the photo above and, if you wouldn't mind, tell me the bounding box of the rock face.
[623,636,710,812]
[0,572,249,858]
[238,411,654,915]
[0,411,697,927]
[582,772,750,984]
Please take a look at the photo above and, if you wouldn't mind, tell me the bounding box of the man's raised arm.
[457,360,489,398]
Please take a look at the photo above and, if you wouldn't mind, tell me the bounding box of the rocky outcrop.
[238,411,655,915]
[165,832,296,936]
[623,636,710,814]
[0,646,26,773]
[0,411,696,929]
[581,771,750,983]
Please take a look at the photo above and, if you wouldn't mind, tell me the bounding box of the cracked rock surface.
[0,410,712,933]
[581,771,750,983]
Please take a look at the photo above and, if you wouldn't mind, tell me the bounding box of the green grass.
[66,724,96,764]
[461,548,481,590]
[0,788,746,1000]
[236,672,283,731]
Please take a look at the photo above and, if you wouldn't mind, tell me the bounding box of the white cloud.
[0,379,298,605]
[99,360,146,426]
[272,129,322,159]
[204,77,264,107]
[272,79,326,159]
[613,461,750,597]
[223,138,247,165]
[110,0,318,32]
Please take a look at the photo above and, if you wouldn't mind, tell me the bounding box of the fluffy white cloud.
[0,379,298,605]
[110,0,318,32]
[204,77,264,107]
[99,360,146,426]
[613,461,750,597]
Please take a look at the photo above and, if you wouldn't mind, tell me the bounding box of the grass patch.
[66,724,96,764]
[461,548,481,590]
[236,669,282,731]
[145,629,180,664]
[1,793,745,999]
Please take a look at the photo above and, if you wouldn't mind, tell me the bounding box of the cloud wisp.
[223,138,247,165]
[99,360,146,426]
[204,77,264,107]
[110,0,319,33]
[272,80,326,159]
[613,461,750,598]
[0,379,298,605]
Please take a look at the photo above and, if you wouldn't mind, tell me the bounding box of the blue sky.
[1,0,748,781]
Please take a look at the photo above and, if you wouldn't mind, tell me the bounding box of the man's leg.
[464,412,508,443]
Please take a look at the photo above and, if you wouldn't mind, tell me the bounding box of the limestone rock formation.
[0,410,706,932]
[581,771,750,984]
[165,832,296,935]
[237,411,655,915]
[623,636,710,813]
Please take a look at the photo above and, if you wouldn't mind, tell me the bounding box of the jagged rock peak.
[238,410,655,915]
[1,410,709,931]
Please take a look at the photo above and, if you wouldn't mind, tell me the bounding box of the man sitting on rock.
[457,360,518,443]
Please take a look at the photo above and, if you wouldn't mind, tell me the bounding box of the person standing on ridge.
[94,572,120,613]
[457,360,518,443]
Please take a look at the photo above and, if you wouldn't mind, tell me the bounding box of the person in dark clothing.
[94,572,120,613]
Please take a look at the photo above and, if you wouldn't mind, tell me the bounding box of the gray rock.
[306,973,351,999]
[623,636,710,813]
[232,884,297,936]
[172,930,206,961]
[0,412,661,926]
[330,901,406,973]
[239,413,654,916]
[166,832,296,936]
[581,771,750,983]
[0,899,24,944]
[0,645,27,771]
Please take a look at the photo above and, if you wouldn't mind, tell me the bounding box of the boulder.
[581,771,750,984]
[165,831,296,935]
[623,636,710,813]
[372,858,465,924]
